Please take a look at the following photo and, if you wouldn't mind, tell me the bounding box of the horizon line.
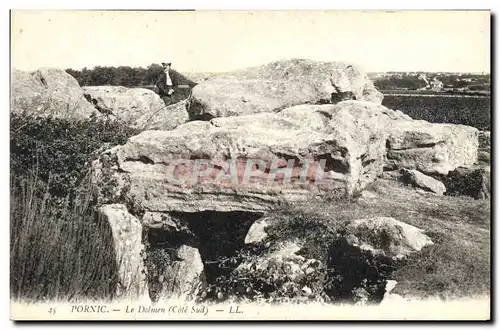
[11,64,492,75]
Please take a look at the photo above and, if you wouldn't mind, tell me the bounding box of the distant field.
[380,90,490,97]
[382,94,491,131]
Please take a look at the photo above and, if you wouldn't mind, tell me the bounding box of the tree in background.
[65,64,196,88]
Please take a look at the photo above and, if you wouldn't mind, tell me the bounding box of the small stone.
[301,286,312,296]
[359,190,377,199]
[244,218,269,244]
[401,168,446,195]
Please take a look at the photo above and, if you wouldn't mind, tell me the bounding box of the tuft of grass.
[10,169,120,302]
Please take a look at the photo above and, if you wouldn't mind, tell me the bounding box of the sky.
[10,10,491,73]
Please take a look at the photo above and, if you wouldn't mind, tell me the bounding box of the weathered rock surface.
[11,68,97,119]
[445,165,490,199]
[83,86,189,130]
[97,204,149,299]
[401,168,446,195]
[345,217,434,260]
[91,96,479,302]
[94,101,390,213]
[385,117,478,175]
[189,59,383,119]
[154,245,205,301]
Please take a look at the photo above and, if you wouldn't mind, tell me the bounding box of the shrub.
[10,114,139,199]
[444,168,490,200]
[10,114,139,301]
[199,203,394,304]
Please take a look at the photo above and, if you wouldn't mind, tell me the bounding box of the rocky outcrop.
[11,68,97,119]
[188,59,383,119]
[91,94,483,302]
[11,68,190,131]
[97,204,148,299]
[83,86,189,130]
[401,169,446,195]
[94,101,391,213]
[83,59,485,304]
[385,117,478,175]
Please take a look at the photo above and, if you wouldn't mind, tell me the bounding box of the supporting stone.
[98,204,149,300]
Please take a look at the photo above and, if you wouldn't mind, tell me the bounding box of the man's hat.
[161,61,172,66]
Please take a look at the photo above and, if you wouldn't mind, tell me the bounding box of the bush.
[10,114,139,301]
[10,114,139,198]
[444,168,490,200]
[202,246,330,304]
[198,203,394,304]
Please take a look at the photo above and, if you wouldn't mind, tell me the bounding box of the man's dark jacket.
[156,70,181,96]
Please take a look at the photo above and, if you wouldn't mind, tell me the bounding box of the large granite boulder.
[188,59,383,119]
[83,86,189,130]
[11,68,97,119]
[384,116,478,176]
[94,100,390,213]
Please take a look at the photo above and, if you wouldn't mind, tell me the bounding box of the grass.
[264,178,490,300]
[365,180,490,299]
[382,95,491,131]
[9,168,120,302]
